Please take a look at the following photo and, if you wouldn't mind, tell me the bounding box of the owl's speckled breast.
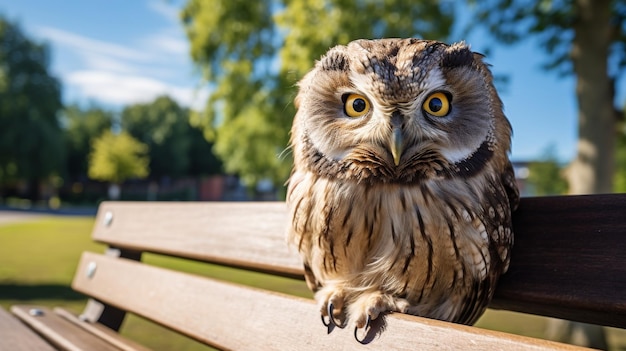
[287,168,513,324]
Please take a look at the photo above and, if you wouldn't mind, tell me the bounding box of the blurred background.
[0,0,623,206]
[0,0,625,350]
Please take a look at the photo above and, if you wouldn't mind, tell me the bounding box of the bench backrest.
[71,195,626,350]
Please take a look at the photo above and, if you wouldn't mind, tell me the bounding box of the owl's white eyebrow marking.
[348,71,372,94]
[421,68,446,91]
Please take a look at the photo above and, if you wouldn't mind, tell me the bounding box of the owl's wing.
[456,270,492,324]
[502,161,520,212]
[458,163,519,325]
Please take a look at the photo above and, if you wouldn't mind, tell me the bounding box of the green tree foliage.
[0,16,63,198]
[527,146,568,195]
[122,96,192,179]
[181,0,454,186]
[63,104,114,180]
[88,131,149,184]
[187,114,223,176]
[468,0,626,194]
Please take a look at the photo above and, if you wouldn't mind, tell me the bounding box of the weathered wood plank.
[72,252,589,351]
[92,195,626,328]
[92,201,302,278]
[11,305,121,351]
[492,193,626,329]
[0,305,56,351]
[55,307,152,351]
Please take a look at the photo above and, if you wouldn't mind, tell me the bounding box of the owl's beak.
[390,127,403,166]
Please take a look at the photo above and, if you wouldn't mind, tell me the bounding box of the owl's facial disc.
[293,39,512,184]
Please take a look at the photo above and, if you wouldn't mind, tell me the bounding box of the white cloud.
[144,31,189,56]
[80,53,139,75]
[37,26,152,62]
[146,0,181,24]
[32,22,205,110]
[66,70,209,110]
[144,1,190,58]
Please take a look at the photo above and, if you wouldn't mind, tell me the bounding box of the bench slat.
[492,194,626,328]
[54,307,152,351]
[93,195,626,329]
[11,305,122,351]
[0,306,56,351]
[92,201,303,278]
[72,251,588,351]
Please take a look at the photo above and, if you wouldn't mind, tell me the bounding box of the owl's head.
[290,39,513,184]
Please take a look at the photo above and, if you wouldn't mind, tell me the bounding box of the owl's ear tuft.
[441,43,474,69]
[319,47,349,72]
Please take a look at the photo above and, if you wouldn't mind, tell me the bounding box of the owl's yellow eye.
[343,94,371,117]
[423,92,451,117]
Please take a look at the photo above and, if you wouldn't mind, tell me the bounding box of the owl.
[286,38,519,340]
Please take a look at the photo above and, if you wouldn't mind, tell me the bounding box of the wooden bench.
[3,194,626,350]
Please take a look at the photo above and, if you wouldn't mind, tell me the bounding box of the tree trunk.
[558,0,612,348]
[566,0,615,194]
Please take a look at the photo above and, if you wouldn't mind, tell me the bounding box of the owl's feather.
[287,39,519,334]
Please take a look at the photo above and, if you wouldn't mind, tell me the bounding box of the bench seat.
[4,195,626,350]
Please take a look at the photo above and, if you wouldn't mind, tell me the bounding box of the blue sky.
[1,0,624,163]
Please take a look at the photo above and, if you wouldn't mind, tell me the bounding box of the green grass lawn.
[1,216,624,350]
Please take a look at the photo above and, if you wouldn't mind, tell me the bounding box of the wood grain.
[92,196,626,328]
[92,201,303,278]
[55,307,151,351]
[0,306,56,351]
[11,305,121,351]
[492,194,626,328]
[72,252,588,351]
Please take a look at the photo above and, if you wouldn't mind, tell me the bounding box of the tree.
[187,113,223,176]
[63,104,114,180]
[0,16,63,200]
[122,96,191,179]
[181,0,454,187]
[88,131,149,185]
[468,0,626,195]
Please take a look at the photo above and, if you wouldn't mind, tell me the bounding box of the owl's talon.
[321,313,331,327]
[327,303,346,328]
[353,316,372,343]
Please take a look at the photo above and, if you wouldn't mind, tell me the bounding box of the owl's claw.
[321,313,331,327]
[354,315,372,343]
[320,303,335,328]
[325,303,346,329]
